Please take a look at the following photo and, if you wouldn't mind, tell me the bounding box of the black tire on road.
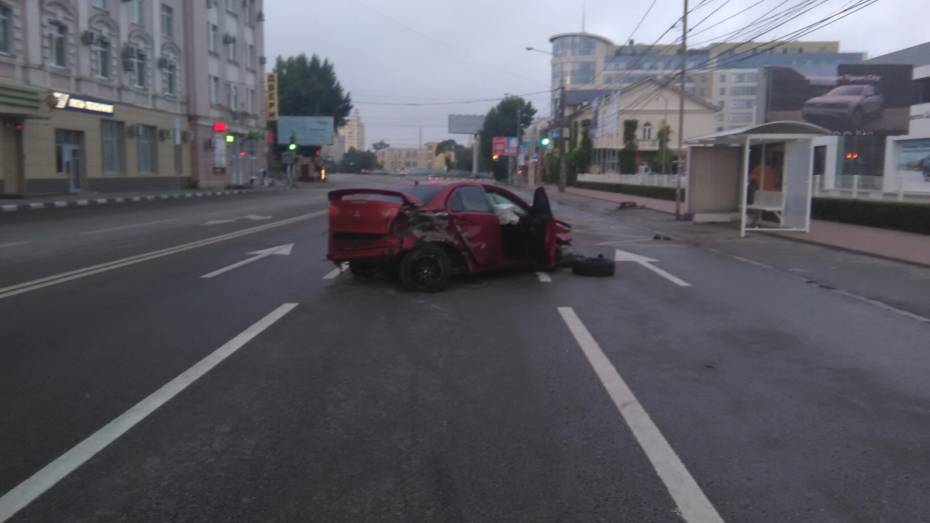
[572,255,616,277]
[349,261,379,279]
[399,244,452,292]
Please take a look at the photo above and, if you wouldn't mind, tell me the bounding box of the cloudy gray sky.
[266,0,926,149]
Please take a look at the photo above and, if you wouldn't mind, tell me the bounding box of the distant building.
[376,146,433,173]
[339,109,365,152]
[547,33,863,131]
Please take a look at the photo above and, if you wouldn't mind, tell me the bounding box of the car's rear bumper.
[328,236,404,264]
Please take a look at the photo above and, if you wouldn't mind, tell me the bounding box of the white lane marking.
[201,243,294,279]
[615,249,691,287]
[0,303,298,522]
[0,241,31,249]
[557,307,723,523]
[0,211,325,301]
[82,217,184,235]
[76,200,88,206]
[95,199,108,205]
[131,197,141,202]
[2,205,18,212]
[834,289,930,324]
[53,202,67,208]
[323,263,348,280]
[114,198,125,203]
[536,272,552,283]
[29,203,43,210]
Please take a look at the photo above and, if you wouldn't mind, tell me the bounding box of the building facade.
[548,33,863,132]
[339,109,364,152]
[184,0,266,189]
[376,147,433,173]
[0,0,194,194]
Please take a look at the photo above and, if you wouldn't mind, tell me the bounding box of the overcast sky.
[266,0,926,149]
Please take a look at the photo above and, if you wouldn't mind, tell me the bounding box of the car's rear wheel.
[399,244,451,292]
[349,260,378,279]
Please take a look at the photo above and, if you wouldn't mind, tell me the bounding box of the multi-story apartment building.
[184,0,266,188]
[339,109,364,152]
[0,0,192,194]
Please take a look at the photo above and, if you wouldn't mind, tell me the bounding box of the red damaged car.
[327,182,572,292]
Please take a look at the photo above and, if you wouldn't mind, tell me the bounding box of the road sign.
[266,73,278,122]
[277,116,334,146]
[448,114,484,135]
[492,136,519,157]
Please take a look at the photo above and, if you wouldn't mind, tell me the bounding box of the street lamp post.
[526,46,566,192]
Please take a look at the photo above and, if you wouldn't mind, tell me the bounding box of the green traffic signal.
[540,137,552,147]
[288,143,297,151]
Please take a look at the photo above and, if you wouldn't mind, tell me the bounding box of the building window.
[642,122,653,141]
[209,74,219,104]
[731,99,755,109]
[130,0,143,25]
[719,74,726,82]
[101,120,124,176]
[208,23,218,53]
[719,87,725,96]
[161,4,174,39]
[137,125,157,174]
[0,4,11,54]
[127,46,147,88]
[246,87,254,113]
[226,0,237,15]
[245,0,254,25]
[49,21,67,67]
[226,36,237,62]
[163,60,177,96]
[91,0,106,8]
[95,36,111,79]
[730,86,756,96]
[247,43,255,68]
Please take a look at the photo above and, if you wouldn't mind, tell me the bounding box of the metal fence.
[577,173,687,188]
[815,175,930,203]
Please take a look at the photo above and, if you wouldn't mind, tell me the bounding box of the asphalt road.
[1,174,928,522]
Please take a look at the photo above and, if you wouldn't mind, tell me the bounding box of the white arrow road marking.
[323,262,348,280]
[0,241,31,250]
[615,249,691,287]
[536,272,552,283]
[0,211,325,301]
[203,218,235,226]
[200,243,295,279]
[558,307,723,523]
[0,303,298,523]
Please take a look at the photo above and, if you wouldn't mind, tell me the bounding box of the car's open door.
[526,187,566,266]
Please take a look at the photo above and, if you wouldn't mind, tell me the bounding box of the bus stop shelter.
[686,121,830,237]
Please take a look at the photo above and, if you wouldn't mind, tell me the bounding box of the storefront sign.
[50,92,115,116]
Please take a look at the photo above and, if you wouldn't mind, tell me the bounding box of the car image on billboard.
[765,63,913,134]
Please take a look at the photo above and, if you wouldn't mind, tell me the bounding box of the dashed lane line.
[323,263,348,280]
[558,307,724,523]
[0,303,299,522]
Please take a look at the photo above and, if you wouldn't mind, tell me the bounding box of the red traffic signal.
[212,121,228,133]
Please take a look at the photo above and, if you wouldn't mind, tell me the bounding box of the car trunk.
[327,189,420,261]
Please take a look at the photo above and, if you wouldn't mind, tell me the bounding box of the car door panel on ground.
[448,186,502,267]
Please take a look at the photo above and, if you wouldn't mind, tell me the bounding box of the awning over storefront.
[0,79,47,119]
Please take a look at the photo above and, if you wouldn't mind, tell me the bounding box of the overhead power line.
[354,89,554,107]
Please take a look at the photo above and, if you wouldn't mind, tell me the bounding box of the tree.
[372,140,390,151]
[479,96,537,180]
[275,54,352,127]
[339,147,378,173]
[569,124,593,183]
[434,139,457,155]
[620,119,639,174]
[652,124,672,174]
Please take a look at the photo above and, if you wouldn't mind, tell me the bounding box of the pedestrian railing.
[577,173,687,188]
[814,175,930,203]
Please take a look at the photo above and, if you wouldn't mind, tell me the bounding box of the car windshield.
[829,85,866,95]
[401,184,444,204]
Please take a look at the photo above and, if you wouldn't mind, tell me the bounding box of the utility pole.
[472,133,479,178]
[675,0,688,220]
[558,80,567,192]
[511,104,522,185]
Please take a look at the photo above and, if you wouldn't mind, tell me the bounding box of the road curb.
[0,190,254,213]
[765,231,930,270]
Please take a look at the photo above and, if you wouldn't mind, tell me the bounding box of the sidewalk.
[552,185,930,267]
[0,187,281,213]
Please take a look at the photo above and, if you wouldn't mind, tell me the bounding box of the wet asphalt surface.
[1,174,928,522]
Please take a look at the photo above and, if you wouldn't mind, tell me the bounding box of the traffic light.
[539,137,551,148]
[225,134,235,144]
[288,143,297,151]
[492,154,500,161]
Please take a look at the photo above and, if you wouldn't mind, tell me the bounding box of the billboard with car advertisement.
[764,63,913,135]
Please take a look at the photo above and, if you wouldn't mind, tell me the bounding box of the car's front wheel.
[399,244,452,292]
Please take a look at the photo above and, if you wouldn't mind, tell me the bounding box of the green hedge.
[573,181,682,201]
[812,198,930,236]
